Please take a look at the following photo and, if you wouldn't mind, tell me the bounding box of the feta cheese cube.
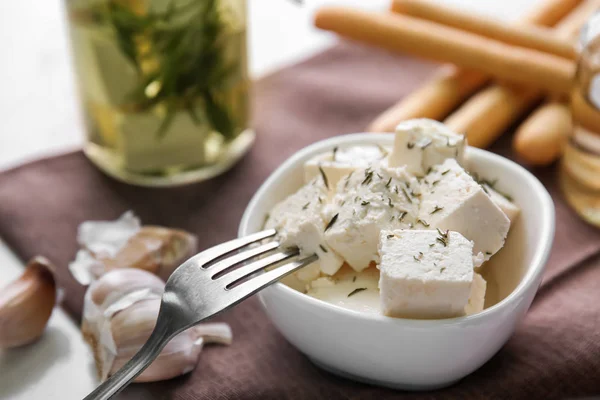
[306,265,381,315]
[378,229,474,319]
[295,262,321,282]
[482,184,520,223]
[324,166,420,271]
[464,272,487,315]
[419,159,510,260]
[265,179,344,276]
[473,251,485,269]
[309,276,337,289]
[304,145,389,190]
[120,111,207,172]
[388,118,466,176]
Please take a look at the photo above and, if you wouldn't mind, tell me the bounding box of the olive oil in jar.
[560,20,600,226]
[66,0,253,186]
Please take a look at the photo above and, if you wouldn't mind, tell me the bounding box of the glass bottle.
[560,11,600,226]
[65,0,252,187]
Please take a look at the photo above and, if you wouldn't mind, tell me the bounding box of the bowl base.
[309,357,461,392]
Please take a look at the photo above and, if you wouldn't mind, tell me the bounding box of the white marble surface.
[0,1,538,398]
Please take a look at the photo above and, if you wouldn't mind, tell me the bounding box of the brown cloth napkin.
[1,42,600,399]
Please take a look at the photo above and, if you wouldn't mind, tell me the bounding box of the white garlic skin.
[82,268,232,383]
[0,257,57,348]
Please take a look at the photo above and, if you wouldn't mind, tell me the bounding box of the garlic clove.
[100,226,197,281]
[192,323,233,345]
[81,269,164,353]
[131,332,204,383]
[82,268,231,382]
[88,268,164,310]
[143,226,198,279]
[0,257,57,348]
[109,311,206,383]
[69,212,198,285]
[109,299,161,355]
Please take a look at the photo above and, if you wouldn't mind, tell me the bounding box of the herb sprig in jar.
[86,0,243,138]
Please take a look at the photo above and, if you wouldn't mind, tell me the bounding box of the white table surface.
[0,1,539,398]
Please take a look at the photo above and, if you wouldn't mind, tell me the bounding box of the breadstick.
[445,84,542,149]
[514,0,600,163]
[367,66,485,132]
[314,7,574,95]
[367,0,582,132]
[513,103,571,164]
[519,0,584,26]
[392,0,576,59]
[445,85,540,148]
[444,0,598,149]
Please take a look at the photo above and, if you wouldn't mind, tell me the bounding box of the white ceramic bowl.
[239,133,555,390]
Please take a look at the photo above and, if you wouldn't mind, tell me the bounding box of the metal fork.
[83,228,317,400]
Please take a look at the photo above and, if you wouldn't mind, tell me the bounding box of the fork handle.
[83,318,172,400]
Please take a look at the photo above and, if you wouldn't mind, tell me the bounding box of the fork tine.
[228,254,319,295]
[222,248,300,287]
[210,241,280,278]
[192,229,277,268]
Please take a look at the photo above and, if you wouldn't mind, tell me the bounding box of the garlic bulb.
[82,268,232,382]
[0,257,57,348]
[70,212,197,285]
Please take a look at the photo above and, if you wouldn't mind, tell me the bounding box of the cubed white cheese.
[473,252,485,269]
[309,276,337,289]
[419,159,510,260]
[304,145,389,190]
[464,272,487,315]
[482,184,520,223]
[388,118,466,176]
[265,178,344,276]
[295,263,321,282]
[324,166,420,271]
[306,265,381,315]
[378,229,474,319]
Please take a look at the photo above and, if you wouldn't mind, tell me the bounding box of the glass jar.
[65,0,253,186]
[560,12,600,226]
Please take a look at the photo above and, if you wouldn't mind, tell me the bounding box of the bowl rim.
[239,133,555,327]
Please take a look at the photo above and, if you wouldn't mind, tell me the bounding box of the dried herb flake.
[402,187,413,203]
[348,287,367,297]
[324,213,339,232]
[319,166,329,189]
[430,205,444,215]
